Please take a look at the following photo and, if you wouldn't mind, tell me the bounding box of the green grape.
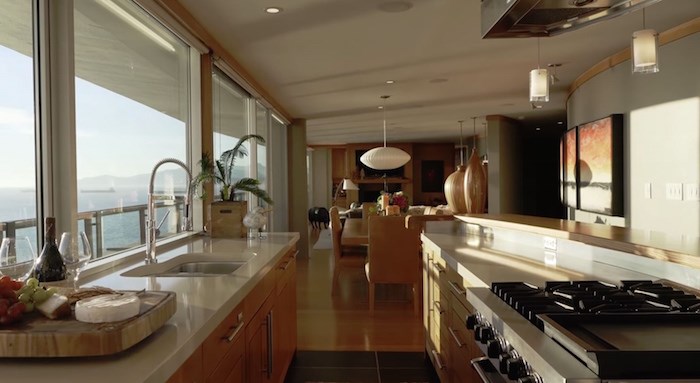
[33,289,49,304]
[24,302,34,313]
[18,293,32,304]
[17,285,32,296]
[46,287,57,297]
[26,278,39,288]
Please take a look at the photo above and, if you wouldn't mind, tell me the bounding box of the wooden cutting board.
[0,291,176,357]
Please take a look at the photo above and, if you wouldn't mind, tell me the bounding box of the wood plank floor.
[296,229,424,352]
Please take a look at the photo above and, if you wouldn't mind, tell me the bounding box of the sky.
[0,45,185,188]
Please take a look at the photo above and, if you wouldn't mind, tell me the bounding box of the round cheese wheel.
[75,293,141,323]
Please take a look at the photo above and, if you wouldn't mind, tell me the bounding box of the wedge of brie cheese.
[75,293,141,323]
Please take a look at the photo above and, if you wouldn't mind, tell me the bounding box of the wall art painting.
[577,114,624,216]
[561,127,578,209]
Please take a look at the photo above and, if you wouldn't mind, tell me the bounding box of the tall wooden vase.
[444,165,467,214]
[464,148,487,214]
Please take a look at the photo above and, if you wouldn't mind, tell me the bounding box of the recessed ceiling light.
[378,106,384,110]
[385,80,395,84]
[265,7,282,14]
[378,1,413,13]
[429,78,448,84]
[557,121,564,125]
[536,127,541,131]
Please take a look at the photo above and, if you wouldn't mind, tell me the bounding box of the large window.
[0,1,38,260]
[212,67,250,201]
[255,101,269,204]
[74,0,191,258]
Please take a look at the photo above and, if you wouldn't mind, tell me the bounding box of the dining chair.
[365,215,421,314]
[361,202,377,220]
[329,206,367,296]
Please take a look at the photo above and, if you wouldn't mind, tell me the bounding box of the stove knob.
[479,327,494,343]
[507,358,528,380]
[486,339,503,358]
[498,353,512,374]
[474,325,484,341]
[466,314,478,330]
[517,374,543,383]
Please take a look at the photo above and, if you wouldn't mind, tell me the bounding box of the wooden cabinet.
[423,242,483,383]
[168,243,298,383]
[274,249,298,382]
[167,346,203,383]
[203,301,246,383]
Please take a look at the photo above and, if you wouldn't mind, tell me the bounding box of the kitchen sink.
[121,251,256,277]
[160,261,246,276]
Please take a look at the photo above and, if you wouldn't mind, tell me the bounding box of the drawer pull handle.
[432,262,446,274]
[433,301,445,314]
[279,261,291,270]
[449,281,466,296]
[448,326,464,348]
[223,318,245,343]
[431,349,446,370]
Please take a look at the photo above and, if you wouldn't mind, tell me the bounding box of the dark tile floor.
[284,351,440,383]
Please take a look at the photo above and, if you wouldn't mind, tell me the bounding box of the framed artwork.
[421,160,444,192]
[577,114,624,216]
[560,127,578,209]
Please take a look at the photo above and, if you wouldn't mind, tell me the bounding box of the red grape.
[7,302,25,319]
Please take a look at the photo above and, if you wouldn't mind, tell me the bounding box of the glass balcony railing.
[0,201,185,262]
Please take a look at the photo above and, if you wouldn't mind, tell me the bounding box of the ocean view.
[0,186,182,259]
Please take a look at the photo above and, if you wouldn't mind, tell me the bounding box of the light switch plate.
[684,183,699,201]
[644,183,652,199]
[666,183,683,200]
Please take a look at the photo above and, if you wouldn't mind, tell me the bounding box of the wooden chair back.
[362,203,377,221]
[367,215,421,284]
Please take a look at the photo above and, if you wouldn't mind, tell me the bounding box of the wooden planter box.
[209,201,247,238]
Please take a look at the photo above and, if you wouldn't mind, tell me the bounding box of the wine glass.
[59,231,92,289]
[0,236,36,281]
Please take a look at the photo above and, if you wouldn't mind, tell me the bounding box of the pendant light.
[464,117,487,214]
[444,121,467,214]
[632,8,659,74]
[360,95,411,170]
[529,38,549,103]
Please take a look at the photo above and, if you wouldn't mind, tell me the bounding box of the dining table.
[341,217,368,246]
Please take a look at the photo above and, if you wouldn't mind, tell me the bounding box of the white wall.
[568,32,700,237]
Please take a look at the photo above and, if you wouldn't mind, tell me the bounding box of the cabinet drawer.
[206,331,245,383]
[276,249,297,296]
[446,266,471,311]
[203,301,245,374]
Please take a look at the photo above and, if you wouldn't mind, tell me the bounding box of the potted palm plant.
[193,134,273,237]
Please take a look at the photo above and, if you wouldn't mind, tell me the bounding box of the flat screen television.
[355,150,404,178]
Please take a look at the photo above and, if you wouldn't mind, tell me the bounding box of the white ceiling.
[176,0,700,145]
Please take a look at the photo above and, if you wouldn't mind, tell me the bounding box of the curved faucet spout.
[146,158,193,264]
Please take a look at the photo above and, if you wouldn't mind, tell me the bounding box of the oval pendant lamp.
[360,95,411,170]
[444,121,467,214]
[464,117,487,214]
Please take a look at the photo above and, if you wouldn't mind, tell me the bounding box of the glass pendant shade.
[360,146,410,170]
[529,68,549,102]
[632,29,659,73]
[444,165,467,214]
[464,148,487,214]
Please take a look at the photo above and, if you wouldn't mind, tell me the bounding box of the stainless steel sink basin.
[161,261,246,276]
[121,252,256,277]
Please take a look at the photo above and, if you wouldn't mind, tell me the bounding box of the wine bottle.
[34,217,66,282]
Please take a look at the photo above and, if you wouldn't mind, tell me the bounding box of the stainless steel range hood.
[481,0,662,38]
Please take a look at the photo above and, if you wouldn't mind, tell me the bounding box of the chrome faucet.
[146,158,193,264]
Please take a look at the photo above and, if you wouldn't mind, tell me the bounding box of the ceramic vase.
[464,148,487,214]
[443,165,467,214]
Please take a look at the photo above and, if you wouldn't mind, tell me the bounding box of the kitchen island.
[0,232,299,383]
[420,214,700,383]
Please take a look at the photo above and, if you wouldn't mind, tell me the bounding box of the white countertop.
[0,232,299,382]
[422,230,658,288]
